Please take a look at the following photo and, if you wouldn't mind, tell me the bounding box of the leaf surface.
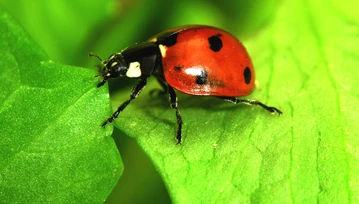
[0,8,122,203]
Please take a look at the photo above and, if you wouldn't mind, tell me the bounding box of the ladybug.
[90,25,282,144]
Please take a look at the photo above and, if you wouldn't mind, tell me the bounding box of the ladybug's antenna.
[89,52,104,63]
[89,52,106,81]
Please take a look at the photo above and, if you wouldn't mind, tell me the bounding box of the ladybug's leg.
[102,79,147,126]
[219,97,282,115]
[168,86,183,144]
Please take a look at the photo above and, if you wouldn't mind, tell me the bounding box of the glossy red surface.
[152,25,255,97]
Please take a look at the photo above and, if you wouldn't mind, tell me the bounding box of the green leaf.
[0,7,122,203]
[106,0,359,203]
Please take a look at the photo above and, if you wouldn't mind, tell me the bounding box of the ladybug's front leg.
[102,79,147,126]
[219,97,282,115]
[167,86,183,144]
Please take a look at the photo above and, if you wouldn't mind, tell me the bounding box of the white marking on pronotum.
[158,44,167,58]
[126,62,141,78]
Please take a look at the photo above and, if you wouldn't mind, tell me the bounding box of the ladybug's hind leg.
[219,97,282,115]
[167,86,183,144]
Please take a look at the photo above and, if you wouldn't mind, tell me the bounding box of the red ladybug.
[90,25,282,144]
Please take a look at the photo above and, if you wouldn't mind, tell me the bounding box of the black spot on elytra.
[196,70,208,85]
[244,67,251,84]
[162,33,178,47]
[208,34,223,52]
[174,65,183,71]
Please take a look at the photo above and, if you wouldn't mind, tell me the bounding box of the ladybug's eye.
[102,53,128,77]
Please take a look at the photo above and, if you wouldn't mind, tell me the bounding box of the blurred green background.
[0,0,278,203]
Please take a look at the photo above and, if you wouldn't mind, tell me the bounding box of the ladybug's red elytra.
[90,25,282,144]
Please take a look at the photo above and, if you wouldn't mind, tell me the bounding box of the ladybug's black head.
[90,52,129,87]
[90,42,160,87]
